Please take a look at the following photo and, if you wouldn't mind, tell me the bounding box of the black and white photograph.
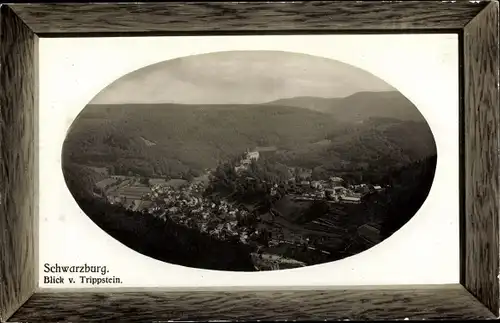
[60,50,438,271]
[3,2,498,322]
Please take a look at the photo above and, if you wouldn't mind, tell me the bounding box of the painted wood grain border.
[8,2,488,34]
[463,1,500,315]
[1,1,498,321]
[0,4,37,322]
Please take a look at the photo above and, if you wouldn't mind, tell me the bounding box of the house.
[333,186,347,194]
[340,196,361,204]
[324,188,336,196]
[357,186,370,194]
[324,189,340,201]
[297,170,312,181]
[107,195,121,204]
[311,181,322,189]
[95,178,118,191]
[168,206,179,213]
[329,177,344,184]
[247,151,260,160]
[315,191,326,198]
[235,165,248,172]
[300,181,311,186]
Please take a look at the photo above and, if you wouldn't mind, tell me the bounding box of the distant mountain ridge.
[86,91,421,124]
[265,91,423,122]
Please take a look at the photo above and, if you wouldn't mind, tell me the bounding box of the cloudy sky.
[90,51,394,105]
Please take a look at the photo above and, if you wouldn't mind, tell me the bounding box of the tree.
[258,228,270,247]
[311,166,327,180]
[182,171,194,181]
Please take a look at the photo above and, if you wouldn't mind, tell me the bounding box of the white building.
[247,151,260,160]
[311,181,323,189]
[330,177,344,183]
[341,196,361,204]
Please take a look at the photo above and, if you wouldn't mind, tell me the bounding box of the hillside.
[74,196,256,271]
[266,91,424,122]
[63,103,341,179]
[267,117,436,183]
[63,95,435,181]
[374,154,438,239]
[69,154,437,270]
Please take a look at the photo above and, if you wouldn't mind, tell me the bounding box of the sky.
[90,50,395,105]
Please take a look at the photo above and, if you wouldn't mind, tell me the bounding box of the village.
[94,150,384,214]
[91,149,386,269]
[94,174,258,243]
[234,150,385,204]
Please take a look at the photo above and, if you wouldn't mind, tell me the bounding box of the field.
[273,196,313,223]
[108,183,151,200]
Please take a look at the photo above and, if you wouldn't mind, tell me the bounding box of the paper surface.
[38,34,459,288]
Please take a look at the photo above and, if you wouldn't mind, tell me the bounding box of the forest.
[62,92,436,182]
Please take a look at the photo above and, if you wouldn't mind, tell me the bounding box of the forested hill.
[266,116,436,183]
[62,93,435,180]
[375,154,438,239]
[63,103,342,178]
[266,91,423,122]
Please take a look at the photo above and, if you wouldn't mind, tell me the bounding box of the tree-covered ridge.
[266,91,424,122]
[63,95,435,181]
[63,103,341,178]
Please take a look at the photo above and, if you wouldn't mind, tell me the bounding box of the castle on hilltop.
[235,149,260,173]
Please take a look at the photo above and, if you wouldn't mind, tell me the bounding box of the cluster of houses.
[232,149,384,205]
[286,176,384,204]
[145,182,265,244]
[93,148,386,253]
[94,171,263,243]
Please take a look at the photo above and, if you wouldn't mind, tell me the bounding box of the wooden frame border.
[1,1,498,321]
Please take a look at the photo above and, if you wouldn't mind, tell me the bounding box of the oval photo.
[62,51,437,271]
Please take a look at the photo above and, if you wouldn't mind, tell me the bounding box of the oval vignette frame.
[61,50,438,272]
